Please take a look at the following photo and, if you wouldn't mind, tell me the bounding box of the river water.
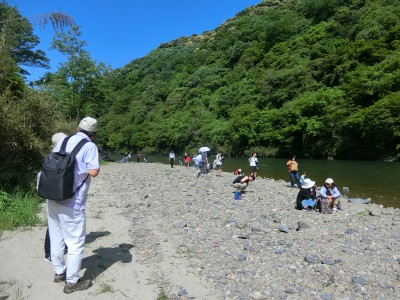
[114,154,399,209]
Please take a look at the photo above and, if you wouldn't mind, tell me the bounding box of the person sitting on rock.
[232,175,255,191]
[319,178,342,211]
[296,178,317,210]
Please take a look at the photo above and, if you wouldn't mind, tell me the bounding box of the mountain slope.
[99,0,400,160]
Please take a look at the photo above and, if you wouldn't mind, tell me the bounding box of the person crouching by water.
[296,178,317,211]
[234,168,244,176]
[232,174,255,192]
[320,178,341,211]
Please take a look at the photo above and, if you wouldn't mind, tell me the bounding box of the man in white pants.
[47,117,100,294]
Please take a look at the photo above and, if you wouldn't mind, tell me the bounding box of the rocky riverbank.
[1,162,399,299]
[100,162,400,299]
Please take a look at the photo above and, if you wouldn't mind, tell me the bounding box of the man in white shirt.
[169,151,175,168]
[47,117,100,294]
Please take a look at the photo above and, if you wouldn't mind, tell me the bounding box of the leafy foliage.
[0,1,76,190]
[0,190,41,230]
[2,0,400,174]
[97,0,400,160]
[37,25,111,121]
[0,3,50,76]
[0,89,73,189]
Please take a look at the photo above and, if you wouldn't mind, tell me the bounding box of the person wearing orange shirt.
[286,155,301,188]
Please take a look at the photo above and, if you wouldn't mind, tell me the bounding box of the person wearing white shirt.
[319,178,342,211]
[215,152,223,176]
[47,117,100,294]
[169,151,175,168]
[248,151,258,177]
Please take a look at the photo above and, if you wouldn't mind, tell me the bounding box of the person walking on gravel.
[47,117,100,294]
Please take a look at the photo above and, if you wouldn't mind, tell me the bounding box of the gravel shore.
[97,162,400,299]
[1,162,399,300]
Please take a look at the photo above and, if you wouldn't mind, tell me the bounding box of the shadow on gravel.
[81,241,133,280]
[85,231,111,244]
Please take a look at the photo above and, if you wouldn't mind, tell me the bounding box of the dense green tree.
[0,2,49,76]
[0,1,75,190]
[3,0,400,172]
[0,89,72,189]
[42,25,110,121]
[340,92,400,159]
[295,0,341,23]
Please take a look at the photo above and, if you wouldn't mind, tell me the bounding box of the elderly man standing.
[47,117,100,294]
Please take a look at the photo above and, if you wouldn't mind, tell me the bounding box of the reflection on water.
[112,154,400,209]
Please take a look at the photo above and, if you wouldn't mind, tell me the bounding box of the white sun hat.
[302,178,315,189]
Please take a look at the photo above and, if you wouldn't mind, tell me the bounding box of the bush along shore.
[92,162,400,299]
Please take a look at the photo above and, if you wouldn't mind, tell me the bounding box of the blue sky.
[8,0,261,82]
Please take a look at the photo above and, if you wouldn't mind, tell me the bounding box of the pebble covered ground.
[92,162,400,300]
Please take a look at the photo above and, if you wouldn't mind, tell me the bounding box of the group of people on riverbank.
[168,149,225,178]
[139,149,343,213]
[228,152,342,213]
[117,152,147,163]
[296,177,342,213]
[285,155,342,212]
[40,126,344,296]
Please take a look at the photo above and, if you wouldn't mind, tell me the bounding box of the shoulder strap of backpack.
[70,138,88,157]
[71,138,90,194]
[75,174,89,193]
[60,135,71,152]
[60,135,89,156]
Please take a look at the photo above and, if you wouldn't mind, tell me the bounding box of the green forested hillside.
[99,0,400,160]
[1,0,400,192]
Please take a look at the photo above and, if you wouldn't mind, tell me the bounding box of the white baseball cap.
[325,178,334,184]
[79,117,97,132]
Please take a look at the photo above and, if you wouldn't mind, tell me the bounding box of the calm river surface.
[117,155,399,209]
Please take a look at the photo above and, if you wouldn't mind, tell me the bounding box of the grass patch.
[357,208,372,217]
[99,160,108,166]
[357,210,368,217]
[0,190,41,231]
[356,208,372,221]
[98,283,113,293]
[157,290,169,300]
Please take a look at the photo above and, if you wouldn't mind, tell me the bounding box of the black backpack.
[37,136,88,200]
